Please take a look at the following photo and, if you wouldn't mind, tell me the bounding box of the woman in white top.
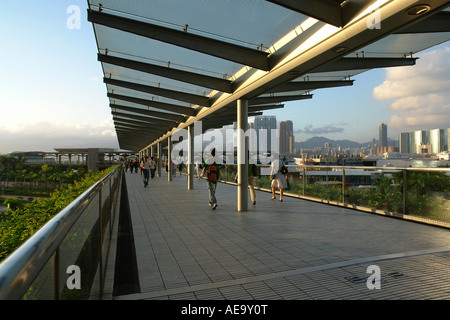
[270,159,287,202]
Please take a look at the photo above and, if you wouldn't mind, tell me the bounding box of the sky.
[0,1,449,154]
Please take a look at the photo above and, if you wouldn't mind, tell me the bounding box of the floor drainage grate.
[345,271,404,284]
[345,275,369,284]
[386,271,404,279]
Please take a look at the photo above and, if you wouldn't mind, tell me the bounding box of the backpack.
[207,162,220,182]
[280,161,288,175]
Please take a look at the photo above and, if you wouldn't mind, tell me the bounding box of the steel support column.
[237,99,248,212]
[168,136,172,181]
[157,142,162,177]
[188,125,195,190]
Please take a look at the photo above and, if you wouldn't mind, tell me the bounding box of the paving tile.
[112,171,450,300]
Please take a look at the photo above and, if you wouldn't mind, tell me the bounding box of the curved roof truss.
[87,0,450,151]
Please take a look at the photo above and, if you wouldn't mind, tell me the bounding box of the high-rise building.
[429,128,445,154]
[398,128,449,154]
[379,123,387,147]
[248,115,278,156]
[399,132,410,153]
[279,120,294,155]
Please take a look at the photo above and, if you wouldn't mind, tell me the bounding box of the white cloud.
[294,123,345,135]
[372,46,450,131]
[0,120,119,154]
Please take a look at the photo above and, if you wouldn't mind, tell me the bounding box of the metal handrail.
[219,162,450,173]
[0,165,122,300]
[214,162,450,224]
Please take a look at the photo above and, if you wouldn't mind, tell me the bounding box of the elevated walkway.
[114,171,450,300]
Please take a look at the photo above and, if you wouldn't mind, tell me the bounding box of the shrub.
[0,167,115,262]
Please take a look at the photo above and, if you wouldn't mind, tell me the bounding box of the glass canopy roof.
[87,0,450,151]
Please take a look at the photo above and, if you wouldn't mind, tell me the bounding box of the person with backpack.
[201,148,220,210]
[270,158,287,202]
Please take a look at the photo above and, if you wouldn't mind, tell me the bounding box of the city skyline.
[1,1,449,155]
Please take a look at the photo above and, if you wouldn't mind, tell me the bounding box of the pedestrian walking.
[172,161,177,177]
[249,162,258,205]
[178,161,183,176]
[150,156,156,179]
[141,156,150,187]
[234,158,258,205]
[270,158,287,202]
[195,159,201,180]
[201,148,220,210]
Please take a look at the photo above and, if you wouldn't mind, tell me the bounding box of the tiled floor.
[114,171,450,300]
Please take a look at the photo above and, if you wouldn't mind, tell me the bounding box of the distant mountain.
[295,136,363,149]
[294,136,398,149]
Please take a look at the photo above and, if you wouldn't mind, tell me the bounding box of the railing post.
[109,177,113,235]
[99,183,103,296]
[302,167,306,196]
[342,169,346,203]
[403,170,408,215]
[54,248,60,300]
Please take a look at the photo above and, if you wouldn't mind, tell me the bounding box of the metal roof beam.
[104,78,210,106]
[116,130,160,140]
[217,104,284,119]
[116,130,162,140]
[310,57,417,73]
[269,80,354,93]
[108,93,196,116]
[116,127,164,137]
[116,138,149,150]
[268,21,326,69]
[266,0,374,27]
[110,104,179,126]
[109,97,188,121]
[249,104,285,112]
[207,113,263,122]
[112,115,174,130]
[201,112,264,131]
[114,122,165,133]
[88,9,270,71]
[117,139,156,149]
[249,94,312,105]
[115,130,166,142]
[112,112,174,128]
[111,111,174,129]
[114,121,168,132]
[394,11,450,33]
[99,54,233,93]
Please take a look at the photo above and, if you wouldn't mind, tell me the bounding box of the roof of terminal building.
[87,0,450,152]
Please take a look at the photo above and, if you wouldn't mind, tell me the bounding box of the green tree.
[0,166,116,262]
